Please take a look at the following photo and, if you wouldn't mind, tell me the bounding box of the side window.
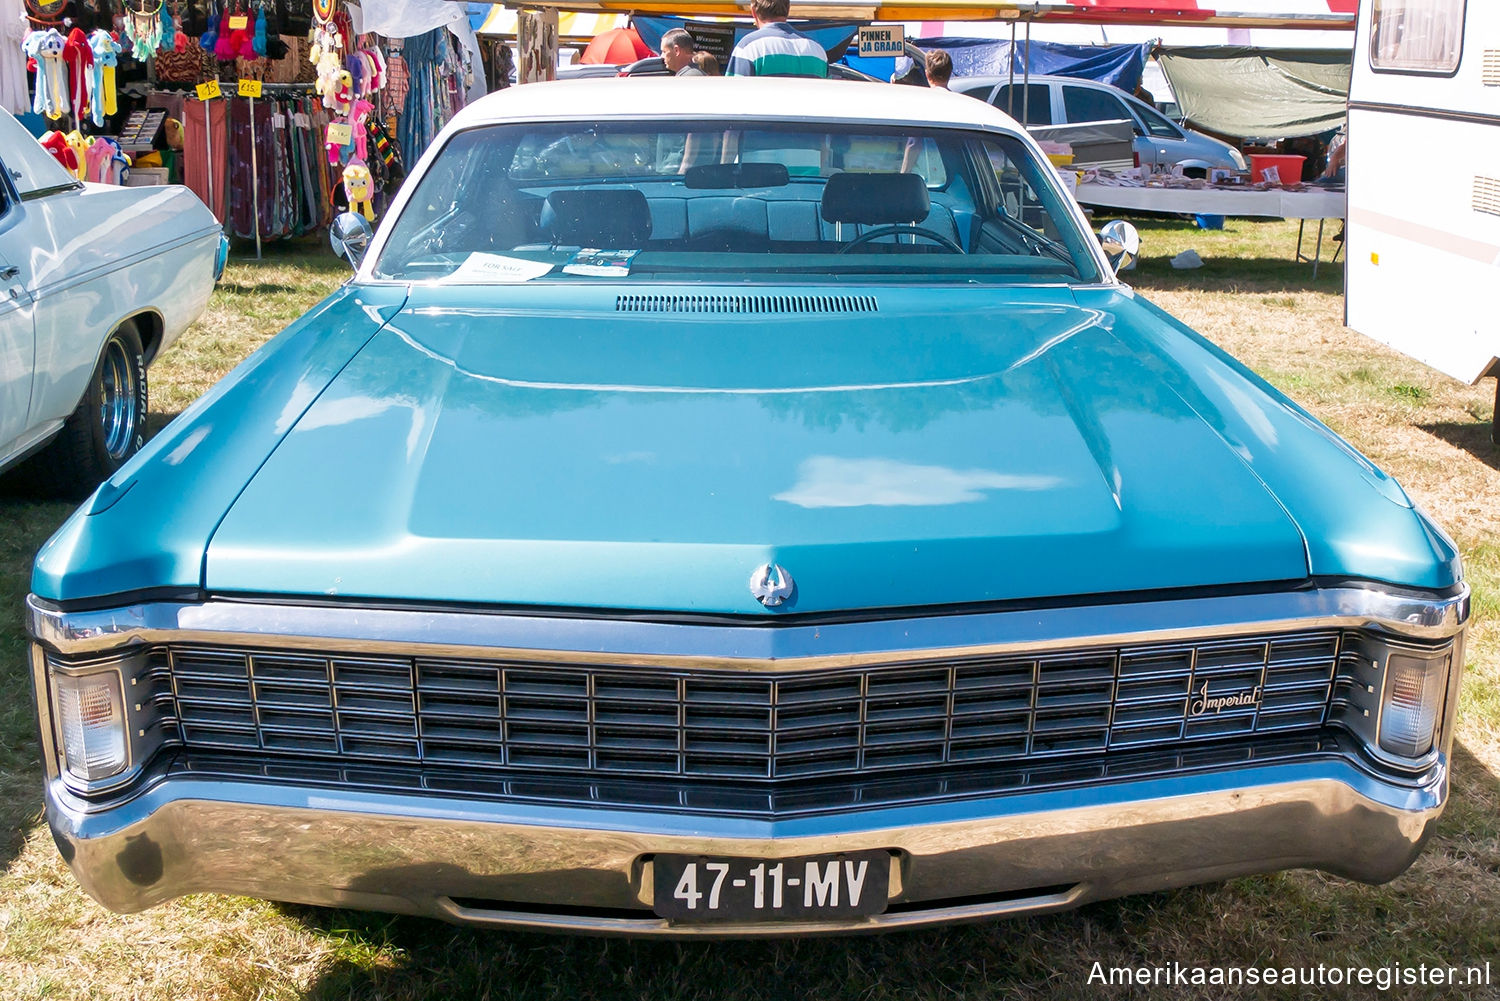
[1370,0,1466,74]
[991,84,1053,126]
[1131,99,1184,140]
[1062,86,1134,129]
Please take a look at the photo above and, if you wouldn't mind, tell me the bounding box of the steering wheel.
[838,224,966,254]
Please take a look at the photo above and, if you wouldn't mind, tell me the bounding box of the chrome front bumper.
[46,755,1445,935]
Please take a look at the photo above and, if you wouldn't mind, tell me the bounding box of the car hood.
[202,284,1311,614]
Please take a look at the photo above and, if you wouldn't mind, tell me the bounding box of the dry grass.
[1,224,1497,1000]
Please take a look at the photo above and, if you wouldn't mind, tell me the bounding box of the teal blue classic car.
[28,79,1467,935]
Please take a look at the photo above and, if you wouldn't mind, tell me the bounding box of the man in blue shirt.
[725,0,828,78]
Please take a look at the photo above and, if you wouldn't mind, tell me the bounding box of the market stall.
[8,0,485,254]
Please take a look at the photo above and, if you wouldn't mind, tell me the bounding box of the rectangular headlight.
[53,670,128,782]
[1378,651,1450,758]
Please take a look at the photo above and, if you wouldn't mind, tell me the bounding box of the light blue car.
[28,79,1464,935]
[955,74,1249,175]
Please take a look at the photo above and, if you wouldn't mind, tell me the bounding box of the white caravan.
[1345,0,1499,432]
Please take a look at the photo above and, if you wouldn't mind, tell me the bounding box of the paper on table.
[444,253,555,283]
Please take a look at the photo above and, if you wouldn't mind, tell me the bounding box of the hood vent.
[1475,177,1500,218]
[616,293,878,314]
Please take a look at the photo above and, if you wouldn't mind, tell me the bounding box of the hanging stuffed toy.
[200,1,220,54]
[23,30,69,120]
[124,1,165,62]
[158,1,174,53]
[325,112,353,166]
[253,4,267,58]
[63,130,91,181]
[348,98,375,162]
[173,1,189,52]
[39,131,78,174]
[87,31,122,126]
[215,3,238,62]
[319,67,351,115]
[62,29,93,124]
[342,160,375,222]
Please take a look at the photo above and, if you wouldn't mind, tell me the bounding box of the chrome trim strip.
[28,586,1470,672]
[434,884,1089,936]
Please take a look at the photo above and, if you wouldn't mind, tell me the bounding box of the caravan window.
[1370,0,1466,75]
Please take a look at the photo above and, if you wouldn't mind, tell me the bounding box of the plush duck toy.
[87,31,122,126]
[64,131,92,181]
[24,30,69,120]
[342,161,375,221]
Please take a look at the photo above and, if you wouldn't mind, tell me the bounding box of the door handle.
[0,266,18,280]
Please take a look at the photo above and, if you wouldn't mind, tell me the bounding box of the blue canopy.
[860,38,1150,92]
[631,16,860,63]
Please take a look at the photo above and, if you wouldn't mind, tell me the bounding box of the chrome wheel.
[98,337,140,461]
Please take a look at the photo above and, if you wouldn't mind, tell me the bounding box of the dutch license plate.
[652,850,890,922]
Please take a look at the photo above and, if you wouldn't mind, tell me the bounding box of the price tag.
[293,112,310,127]
[325,122,352,146]
[272,113,286,129]
[228,14,249,29]
[195,79,222,101]
[237,78,263,98]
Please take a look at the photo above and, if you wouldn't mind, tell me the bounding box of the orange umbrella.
[580,27,652,65]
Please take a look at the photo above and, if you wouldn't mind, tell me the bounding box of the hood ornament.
[749,563,795,607]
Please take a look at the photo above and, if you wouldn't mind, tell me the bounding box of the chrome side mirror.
[330,212,373,268]
[1098,219,1140,274]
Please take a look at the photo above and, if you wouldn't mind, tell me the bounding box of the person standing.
[661,28,705,76]
[725,0,827,78]
[924,49,952,90]
[692,50,721,76]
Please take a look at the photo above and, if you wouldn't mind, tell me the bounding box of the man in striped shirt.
[725,0,828,78]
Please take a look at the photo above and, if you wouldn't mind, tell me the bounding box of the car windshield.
[371,120,1102,285]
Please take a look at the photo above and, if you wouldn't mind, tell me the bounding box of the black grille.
[615,293,878,314]
[147,631,1342,782]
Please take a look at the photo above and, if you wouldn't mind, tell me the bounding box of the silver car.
[954,73,1247,175]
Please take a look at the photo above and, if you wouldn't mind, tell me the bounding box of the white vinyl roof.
[449,76,1025,132]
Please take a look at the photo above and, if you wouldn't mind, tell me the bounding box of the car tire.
[17,322,148,498]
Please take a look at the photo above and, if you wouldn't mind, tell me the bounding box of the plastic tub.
[1249,154,1306,184]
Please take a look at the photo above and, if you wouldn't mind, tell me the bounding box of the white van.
[1345,0,1499,432]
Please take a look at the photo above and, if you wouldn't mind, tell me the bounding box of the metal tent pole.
[203,100,214,218]
[1007,21,1016,118]
[247,93,262,260]
[1022,17,1032,125]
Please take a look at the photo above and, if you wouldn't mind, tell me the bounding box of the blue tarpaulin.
[631,16,861,63]
[860,38,1150,91]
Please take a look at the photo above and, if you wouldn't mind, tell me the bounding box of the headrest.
[541,188,652,247]
[820,172,931,225]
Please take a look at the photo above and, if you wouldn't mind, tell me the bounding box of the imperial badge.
[749,563,795,607]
